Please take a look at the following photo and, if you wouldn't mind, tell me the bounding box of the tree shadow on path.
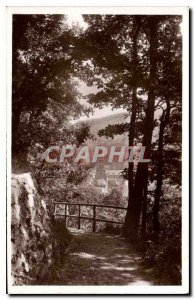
[44,229,155,286]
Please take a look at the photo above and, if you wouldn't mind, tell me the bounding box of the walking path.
[45,229,154,285]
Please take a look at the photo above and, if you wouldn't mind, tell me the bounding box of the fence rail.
[53,202,127,232]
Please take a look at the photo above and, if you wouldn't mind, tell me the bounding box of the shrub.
[143,187,181,285]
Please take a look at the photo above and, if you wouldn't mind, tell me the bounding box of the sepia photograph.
[7,6,189,294]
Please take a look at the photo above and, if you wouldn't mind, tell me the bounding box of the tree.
[151,16,182,239]
[12,14,86,156]
[78,15,146,238]
[79,15,155,240]
[124,16,160,240]
[79,15,182,242]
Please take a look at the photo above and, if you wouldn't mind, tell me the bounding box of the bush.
[101,223,122,235]
[51,218,72,263]
[143,188,181,285]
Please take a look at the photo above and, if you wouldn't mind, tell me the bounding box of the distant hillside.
[89,112,128,135]
[86,112,129,147]
[84,111,158,148]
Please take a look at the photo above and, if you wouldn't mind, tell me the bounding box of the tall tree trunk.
[153,116,164,239]
[123,20,140,237]
[153,101,170,240]
[141,184,148,239]
[124,17,159,242]
[123,89,137,236]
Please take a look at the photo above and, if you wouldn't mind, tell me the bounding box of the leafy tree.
[79,15,182,241]
[78,15,146,239]
[12,14,86,156]
[149,16,182,238]
[12,14,94,215]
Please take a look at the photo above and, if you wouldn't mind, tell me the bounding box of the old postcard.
[7,6,189,294]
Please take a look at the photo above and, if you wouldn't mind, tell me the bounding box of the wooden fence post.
[78,204,81,229]
[93,205,96,232]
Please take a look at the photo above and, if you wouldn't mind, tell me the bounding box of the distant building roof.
[96,178,107,186]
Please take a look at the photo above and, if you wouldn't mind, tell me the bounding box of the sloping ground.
[43,229,154,286]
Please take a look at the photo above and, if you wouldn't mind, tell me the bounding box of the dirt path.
[46,229,154,285]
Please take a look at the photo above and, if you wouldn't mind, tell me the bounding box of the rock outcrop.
[11,172,53,285]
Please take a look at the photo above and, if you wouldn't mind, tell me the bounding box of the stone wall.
[11,172,54,285]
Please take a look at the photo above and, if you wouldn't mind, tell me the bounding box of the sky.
[67,13,88,30]
[78,81,126,121]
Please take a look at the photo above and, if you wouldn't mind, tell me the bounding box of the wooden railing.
[53,202,127,232]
